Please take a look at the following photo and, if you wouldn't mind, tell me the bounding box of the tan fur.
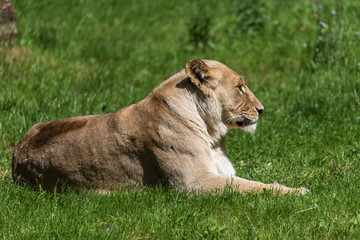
[12,59,308,195]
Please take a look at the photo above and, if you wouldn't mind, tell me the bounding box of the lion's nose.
[256,107,263,115]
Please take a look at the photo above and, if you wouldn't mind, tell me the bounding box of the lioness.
[12,59,308,195]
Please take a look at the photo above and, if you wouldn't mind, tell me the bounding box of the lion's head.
[185,59,264,134]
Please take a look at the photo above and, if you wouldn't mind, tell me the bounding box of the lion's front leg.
[187,173,308,195]
[231,176,309,195]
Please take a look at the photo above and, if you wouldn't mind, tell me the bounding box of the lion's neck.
[163,87,228,148]
[153,72,228,147]
[195,94,228,146]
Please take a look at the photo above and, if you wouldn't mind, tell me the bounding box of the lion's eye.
[237,85,244,94]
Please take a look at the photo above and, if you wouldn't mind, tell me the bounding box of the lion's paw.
[296,187,310,196]
[272,182,309,195]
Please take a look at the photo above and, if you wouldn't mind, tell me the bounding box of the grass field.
[1,0,360,238]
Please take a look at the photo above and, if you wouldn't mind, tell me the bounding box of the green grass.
[1,0,360,238]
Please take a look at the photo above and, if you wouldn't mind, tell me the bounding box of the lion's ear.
[185,59,220,93]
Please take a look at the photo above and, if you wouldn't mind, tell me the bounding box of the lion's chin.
[239,122,257,134]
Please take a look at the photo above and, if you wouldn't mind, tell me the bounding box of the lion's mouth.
[236,119,256,127]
